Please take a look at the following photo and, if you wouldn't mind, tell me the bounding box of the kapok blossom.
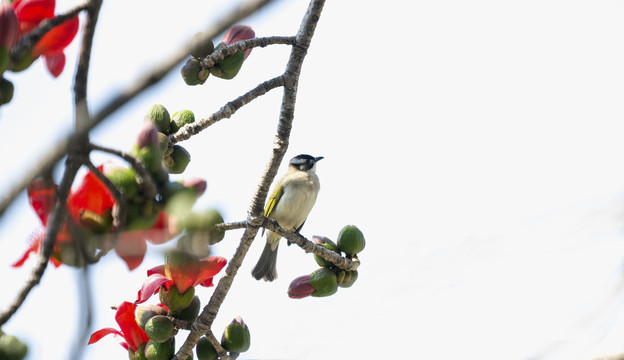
[88,301,149,352]
[136,252,227,303]
[11,0,79,77]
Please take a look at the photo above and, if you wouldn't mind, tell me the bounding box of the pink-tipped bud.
[287,274,315,299]
[136,122,160,149]
[222,25,255,59]
[182,177,207,196]
[0,3,18,49]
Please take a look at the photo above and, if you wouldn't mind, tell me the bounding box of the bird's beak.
[314,156,324,163]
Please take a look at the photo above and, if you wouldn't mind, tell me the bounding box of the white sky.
[3,0,624,359]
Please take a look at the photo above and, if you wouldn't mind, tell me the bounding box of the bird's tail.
[252,234,280,281]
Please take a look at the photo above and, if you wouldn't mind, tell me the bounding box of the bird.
[251,154,323,281]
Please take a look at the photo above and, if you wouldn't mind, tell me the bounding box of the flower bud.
[0,333,28,360]
[222,25,255,59]
[209,44,245,80]
[135,304,168,330]
[191,32,215,59]
[144,338,174,360]
[0,4,17,73]
[170,110,195,132]
[129,342,147,360]
[312,236,341,269]
[337,225,365,256]
[145,104,171,134]
[144,315,174,343]
[132,123,163,174]
[308,267,338,297]
[181,57,209,86]
[136,122,160,149]
[103,163,139,199]
[182,177,207,196]
[0,77,14,106]
[159,285,195,313]
[221,316,251,353]
[338,269,358,288]
[165,145,191,174]
[169,295,200,322]
[287,274,315,299]
[196,336,218,360]
[183,208,225,245]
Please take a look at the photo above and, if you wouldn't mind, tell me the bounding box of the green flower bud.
[144,338,174,360]
[144,315,175,343]
[196,336,218,360]
[105,166,139,199]
[160,285,195,313]
[0,77,14,106]
[309,267,338,297]
[312,236,340,269]
[126,201,160,231]
[169,295,200,322]
[129,342,148,360]
[145,104,171,134]
[191,32,215,59]
[135,304,168,330]
[210,43,245,80]
[221,316,251,353]
[337,225,365,256]
[0,334,28,360]
[338,269,358,288]
[171,110,195,131]
[79,209,113,234]
[181,57,208,86]
[184,209,225,245]
[165,145,191,174]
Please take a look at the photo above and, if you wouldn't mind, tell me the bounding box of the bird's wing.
[264,182,285,218]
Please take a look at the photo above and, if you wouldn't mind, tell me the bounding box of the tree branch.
[173,0,326,358]
[200,36,296,69]
[169,75,285,144]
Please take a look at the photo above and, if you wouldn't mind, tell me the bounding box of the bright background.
[3,0,624,359]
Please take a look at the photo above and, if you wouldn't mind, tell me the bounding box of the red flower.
[88,301,149,352]
[136,252,227,303]
[13,166,115,268]
[12,0,79,77]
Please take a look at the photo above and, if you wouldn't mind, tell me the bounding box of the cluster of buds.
[89,248,232,359]
[0,0,80,105]
[144,104,193,174]
[195,316,251,360]
[181,25,255,85]
[288,225,365,299]
[0,330,28,360]
[14,104,216,270]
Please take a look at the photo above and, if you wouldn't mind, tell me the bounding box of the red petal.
[27,179,57,226]
[135,273,170,304]
[13,0,54,34]
[147,264,165,277]
[194,256,227,288]
[43,52,64,77]
[11,230,43,267]
[68,166,116,221]
[88,327,123,345]
[32,14,78,57]
[115,233,147,271]
[166,251,200,294]
[115,302,148,352]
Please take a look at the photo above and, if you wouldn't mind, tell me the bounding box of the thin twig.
[261,218,360,271]
[173,1,326,358]
[89,143,157,199]
[200,36,296,68]
[169,75,285,144]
